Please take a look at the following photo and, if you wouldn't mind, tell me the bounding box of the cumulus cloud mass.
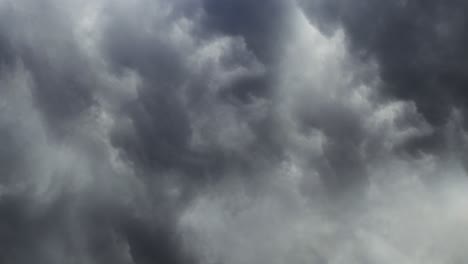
[1,0,468,263]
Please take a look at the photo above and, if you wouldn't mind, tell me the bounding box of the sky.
[1,0,468,263]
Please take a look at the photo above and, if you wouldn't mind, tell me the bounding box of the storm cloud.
[1,0,468,263]
[299,0,468,151]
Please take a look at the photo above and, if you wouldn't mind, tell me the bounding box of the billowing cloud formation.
[1,0,468,263]
[299,0,468,151]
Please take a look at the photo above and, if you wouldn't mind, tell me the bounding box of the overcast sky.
[1,0,468,263]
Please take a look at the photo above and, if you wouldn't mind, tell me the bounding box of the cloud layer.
[1,0,468,263]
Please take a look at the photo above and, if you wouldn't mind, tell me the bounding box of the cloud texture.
[1,0,468,263]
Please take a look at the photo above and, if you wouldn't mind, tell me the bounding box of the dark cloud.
[1,0,468,263]
[300,0,468,130]
[200,0,290,104]
[0,34,13,69]
[101,0,288,189]
[202,0,287,62]
[0,0,290,262]
[0,1,99,136]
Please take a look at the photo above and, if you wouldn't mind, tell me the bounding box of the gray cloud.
[299,0,468,152]
[0,0,467,263]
